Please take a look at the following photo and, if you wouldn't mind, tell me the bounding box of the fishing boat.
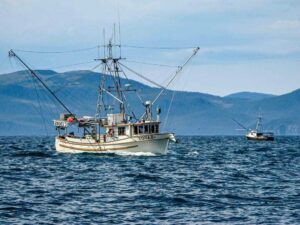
[246,130,274,141]
[9,39,199,154]
[245,114,274,141]
[233,113,275,141]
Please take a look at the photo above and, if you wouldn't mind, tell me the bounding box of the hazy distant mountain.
[0,70,299,135]
[225,92,276,100]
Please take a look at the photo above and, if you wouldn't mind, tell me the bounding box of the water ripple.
[0,136,299,224]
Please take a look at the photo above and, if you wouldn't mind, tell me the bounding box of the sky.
[0,0,300,96]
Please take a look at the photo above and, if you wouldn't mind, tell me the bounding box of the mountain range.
[0,70,299,135]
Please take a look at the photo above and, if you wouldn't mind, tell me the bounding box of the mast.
[95,35,126,119]
[256,113,263,132]
[8,49,73,115]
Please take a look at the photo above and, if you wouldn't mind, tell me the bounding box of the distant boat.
[233,113,275,141]
[245,114,274,141]
[246,130,274,141]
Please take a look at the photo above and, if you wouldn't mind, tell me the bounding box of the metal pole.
[8,49,73,115]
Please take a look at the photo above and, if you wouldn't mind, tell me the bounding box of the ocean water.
[0,136,299,224]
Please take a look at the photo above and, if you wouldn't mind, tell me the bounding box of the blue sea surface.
[0,136,299,224]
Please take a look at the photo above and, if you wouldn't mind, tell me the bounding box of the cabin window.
[144,125,149,133]
[151,125,155,133]
[118,127,125,135]
[154,124,159,133]
[133,125,138,135]
[138,125,144,134]
[133,124,158,134]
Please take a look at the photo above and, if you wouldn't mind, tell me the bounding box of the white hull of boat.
[246,133,274,141]
[55,133,174,154]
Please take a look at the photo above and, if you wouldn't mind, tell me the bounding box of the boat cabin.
[103,113,160,138]
[104,121,160,138]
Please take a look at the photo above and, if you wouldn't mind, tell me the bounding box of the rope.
[163,89,176,130]
[120,68,144,106]
[119,62,164,88]
[90,62,103,71]
[45,60,96,70]
[13,45,197,54]
[125,59,178,68]
[11,61,51,136]
[14,46,100,54]
[26,70,49,136]
[123,45,196,50]
[117,66,140,120]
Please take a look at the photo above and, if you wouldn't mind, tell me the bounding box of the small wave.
[10,145,22,150]
[172,196,189,204]
[255,147,273,152]
[187,151,199,156]
[0,206,20,211]
[114,151,157,156]
[13,151,51,157]
[134,173,161,181]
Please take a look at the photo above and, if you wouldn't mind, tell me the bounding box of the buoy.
[67,117,74,123]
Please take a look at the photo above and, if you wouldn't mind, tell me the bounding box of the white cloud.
[201,42,300,56]
[271,20,300,30]
[1,0,300,95]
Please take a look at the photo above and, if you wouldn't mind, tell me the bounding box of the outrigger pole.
[152,47,200,105]
[8,49,73,115]
[232,118,250,131]
[138,47,200,120]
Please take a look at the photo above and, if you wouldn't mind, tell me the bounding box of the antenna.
[113,23,116,56]
[97,27,101,58]
[117,4,122,58]
[113,23,116,44]
[103,28,106,58]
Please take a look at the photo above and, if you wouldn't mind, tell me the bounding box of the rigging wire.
[9,50,74,114]
[55,88,89,115]
[22,68,50,136]
[160,69,178,87]
[9,58,62,136]
[13,44,196,55]
[122,45,197,50]
[163,66,190,130]
[117,64,142,119]
[104,61,117,113]
[151,47,200,105]
[24,67,65,116]
[119,62,164,88]
[34,80,62,127]
[45,60,97,70]
[163,86,176,130]
[124,59,178,68]
[90,62,103,71]
[14,46,100,54]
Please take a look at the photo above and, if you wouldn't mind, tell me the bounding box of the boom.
[8,49,73,115]
[152,47,200,105]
